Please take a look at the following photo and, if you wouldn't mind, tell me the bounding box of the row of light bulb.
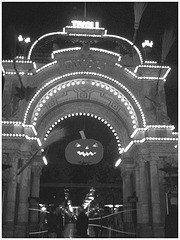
[131,125,175,138]
[2,59,32,63]
[2,133,37,141]
[3,58,169,82]
[4,71,33,76]
[124,137,178,153]
[23,72,143,127]
[43,112,122,154]
[32,78,138,132]
[36,60,57,73]
[51,47,121,60]
[27,29,143,64]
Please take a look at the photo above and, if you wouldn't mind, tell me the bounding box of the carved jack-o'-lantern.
[65,138,104,165]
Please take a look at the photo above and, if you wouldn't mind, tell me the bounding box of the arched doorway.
[39,115,127,237]
[29,80,137,237]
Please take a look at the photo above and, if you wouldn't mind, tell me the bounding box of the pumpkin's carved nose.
[85,146,89,150]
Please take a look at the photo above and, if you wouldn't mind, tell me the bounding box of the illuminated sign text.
[71,20,99,29]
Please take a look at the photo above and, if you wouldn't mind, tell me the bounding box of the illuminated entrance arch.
[2,20,177,238]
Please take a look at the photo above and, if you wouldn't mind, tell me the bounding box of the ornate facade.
[2,20,178,237]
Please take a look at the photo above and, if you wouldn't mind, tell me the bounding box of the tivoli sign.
[71,20,100,29]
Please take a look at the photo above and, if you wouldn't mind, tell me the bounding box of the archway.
[39,114,132,238]
[2,18,177,238]
[40,115,122,206]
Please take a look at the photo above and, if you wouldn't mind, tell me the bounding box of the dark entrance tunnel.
[39,115,123,206]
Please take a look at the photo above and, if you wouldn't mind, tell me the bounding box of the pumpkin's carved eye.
[76,143,81,147]
[93,143,98,147]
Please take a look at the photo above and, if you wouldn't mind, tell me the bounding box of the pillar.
[122,169,133,202]
[135,154,153,237]
[14,156,31,237]
[135,164,142,233]
[3,153,19,237]
[121,161,134,235]
[29,163,42,233]
[150,157,164,237]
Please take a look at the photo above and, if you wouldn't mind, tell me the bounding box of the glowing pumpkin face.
[65,139,104,165]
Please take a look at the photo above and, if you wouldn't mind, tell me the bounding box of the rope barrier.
[28,230,48,235]
[89,209,136,221]
[89,224,136,235]
[28,208,136,236]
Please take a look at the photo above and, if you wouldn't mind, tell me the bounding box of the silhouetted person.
[76,207,89,237]
[55,206,64,237]
[46,206,58,238]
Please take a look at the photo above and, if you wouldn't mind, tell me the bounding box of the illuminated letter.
[95,22,99,28]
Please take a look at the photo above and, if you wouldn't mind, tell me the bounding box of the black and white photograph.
[2,1,178,238]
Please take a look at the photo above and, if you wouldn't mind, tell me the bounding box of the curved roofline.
[103,34,143,64]
[27,31,144,64]
[27,31,67,59]
[23,72,146,127]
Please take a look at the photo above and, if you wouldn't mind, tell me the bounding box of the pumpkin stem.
[79,130,86,139]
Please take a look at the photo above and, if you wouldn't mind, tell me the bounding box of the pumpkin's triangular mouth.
[77,151,97,157]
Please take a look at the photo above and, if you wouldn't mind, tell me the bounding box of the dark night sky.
[2,1,178,130]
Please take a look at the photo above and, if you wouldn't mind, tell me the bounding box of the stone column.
[139,159,150,224]
[14,156,31,237]
[122,169,133,202]
[136,155,152,237]
[29,163,42,232]
[135,165,141,225]
[3,153,19,237]
[150,158,164,237]
[121,166,134,234]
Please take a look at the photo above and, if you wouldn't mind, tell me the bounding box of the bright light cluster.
[115,63,123,68]
[28,31,67,59]
[18,35,31,43]
[42,156,48,165]
[172,132,178,135]
[43,112,122,154]
[147,125,175,130]
[131,125,175,138]
[51,47,121,60]
[36,60,57,73]
[2,121,37,136]
[90,47,121,58]
[68,33,103,38]
[115,158,122,167]
[68,20,104,30]
[104,34,143,64]
[37,138,42,147]
[124,137,178,152]
[134,64,170,73]
[16,56,25,59]
[142,40,153,48]
[2,121,22,125]
[51,47,81,59]
[23,72,145,128]
[83,188,95,209]
[27,30,143,64]
[146,137,178,141]
[122,65,171,81]
[4,71,33,76]
[31,78,138,130]
[2,66,5,75]
[2,59,32,63]
[2,133,37,141]
[144,60,157,64]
